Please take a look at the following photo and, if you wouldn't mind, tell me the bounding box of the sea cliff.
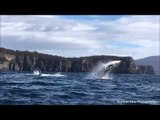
[0,47,155,74]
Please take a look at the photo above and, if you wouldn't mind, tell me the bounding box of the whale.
[100,60,121,78]
[87,60,121,79]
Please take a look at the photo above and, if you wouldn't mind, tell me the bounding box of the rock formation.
[0,47,155,74]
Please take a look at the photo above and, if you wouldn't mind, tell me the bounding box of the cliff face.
[136,65,155,74]
[135,56,160,75]
[0,48,155,74]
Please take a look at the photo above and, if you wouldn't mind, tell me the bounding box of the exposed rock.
[136,65,155,74]
[135,56,160,75]
[0,47,155,74]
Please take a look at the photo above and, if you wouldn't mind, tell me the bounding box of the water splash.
[41,73,65,77]
[86,60,121,80]
[33,68,65,77]
[33,68,41,76]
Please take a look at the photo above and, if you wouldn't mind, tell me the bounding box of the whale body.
[86,60,121,79]
[99,60,121,78]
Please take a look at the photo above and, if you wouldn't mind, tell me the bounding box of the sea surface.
[0,71,160,105]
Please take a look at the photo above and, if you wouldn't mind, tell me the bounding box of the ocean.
[0,71,160,105]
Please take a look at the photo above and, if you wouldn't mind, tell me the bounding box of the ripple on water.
[0,72,159,105]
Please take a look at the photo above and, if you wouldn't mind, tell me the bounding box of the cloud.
[71,24,97,31]
[1,15,159,59]
[1,16,100,51]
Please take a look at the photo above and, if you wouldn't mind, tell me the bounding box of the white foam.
[33,68,65,77]
[41,73,65,77]
[33,70,40,75]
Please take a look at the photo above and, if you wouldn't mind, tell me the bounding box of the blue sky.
[62,15,122,21]
[1,15,159,59]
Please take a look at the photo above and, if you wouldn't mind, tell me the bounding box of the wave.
[32,68,66,77]
[41,73,65,77]
[32,72,65,77]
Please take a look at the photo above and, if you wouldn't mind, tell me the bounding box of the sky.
[0,15,159,59]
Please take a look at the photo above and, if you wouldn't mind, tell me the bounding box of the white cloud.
[1,15,159,59]
[71,24,97,31]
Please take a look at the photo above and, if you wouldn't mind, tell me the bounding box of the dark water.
[0,71,160,105]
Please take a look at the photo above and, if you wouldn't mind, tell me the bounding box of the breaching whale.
[86,60,121,79]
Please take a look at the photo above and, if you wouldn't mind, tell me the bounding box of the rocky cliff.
[0,47,155,74]
[135,56,160,75]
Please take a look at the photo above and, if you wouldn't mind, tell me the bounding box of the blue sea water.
[0,71,160,105]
